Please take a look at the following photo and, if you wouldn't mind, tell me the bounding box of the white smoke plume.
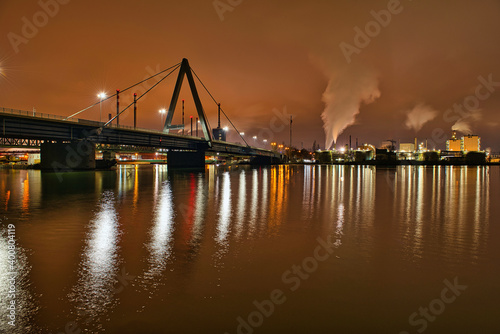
[321,67,380,150]
[451,110,482,135]
[451,119,472,134]
[404,103,438,132]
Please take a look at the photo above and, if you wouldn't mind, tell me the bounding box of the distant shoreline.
[291,161,500,167]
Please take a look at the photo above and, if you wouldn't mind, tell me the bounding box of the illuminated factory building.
[399,143,415,152]
[461,135,480,152]
[446,131,480,152]
[446,131,462,151]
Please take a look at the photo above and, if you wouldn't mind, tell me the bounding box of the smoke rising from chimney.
[321,67,380,150]
[451,110,482,135]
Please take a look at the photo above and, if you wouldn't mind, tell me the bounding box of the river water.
[0,165,499,333]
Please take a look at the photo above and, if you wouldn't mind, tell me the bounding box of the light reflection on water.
[70,191,120,331]
[142,178,175,291]
[216,172,232,245]
[235,170,246,239]
[0,165,497,333]
[191,175,208,246]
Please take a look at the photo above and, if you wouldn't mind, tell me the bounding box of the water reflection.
[302,165,314,221]
[118,165,137,196]
[0,170,41,214]
[268,165,289,235]
[215,172,232,245]
[235,170,246,238]
[191,175,208,246]
[142,179,175,290]
[0,164,495,333]
[393,166,490,265]
[132,165,139,215]
[260,168,268,228]
[249,169,259,233]
[71,191,120,329]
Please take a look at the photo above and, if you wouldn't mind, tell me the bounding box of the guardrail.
[0,107,70,121]
[0,107,167,134]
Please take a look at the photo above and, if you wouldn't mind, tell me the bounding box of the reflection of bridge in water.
[0,59,282,169]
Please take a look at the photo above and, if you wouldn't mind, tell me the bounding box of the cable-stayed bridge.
[0,59,282,169]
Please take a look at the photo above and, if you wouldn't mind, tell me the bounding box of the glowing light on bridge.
[159,108,166,124]
[97,92,107,122]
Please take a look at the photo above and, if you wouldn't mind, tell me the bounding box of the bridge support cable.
[102,64,181,128]
[65,62,181,120]
[190,67,249,147]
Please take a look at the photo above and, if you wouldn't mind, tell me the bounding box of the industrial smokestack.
[218,103,221,129]
[116,89,120,126]
[133,93,137,129]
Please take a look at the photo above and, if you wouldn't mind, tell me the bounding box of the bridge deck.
[0,108,277,157]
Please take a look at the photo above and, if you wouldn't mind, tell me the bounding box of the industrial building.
[446,131,462,151]
[462,135,480,152]
[399,143,415,152]
[446,131,480,152]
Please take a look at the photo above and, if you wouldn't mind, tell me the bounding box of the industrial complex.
[314,130,495,165]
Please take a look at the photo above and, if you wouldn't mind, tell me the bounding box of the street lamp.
[97,92,106,122]
[159,108,166,126]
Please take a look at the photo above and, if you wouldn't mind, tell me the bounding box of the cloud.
[404,103,438,132]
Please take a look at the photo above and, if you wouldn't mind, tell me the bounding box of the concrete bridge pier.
[102,151,116,161]
[40,140,96,171]
[167,149,205,168]
[250,155,281,165]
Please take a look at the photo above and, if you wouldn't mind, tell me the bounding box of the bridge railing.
[1,107,71,122]
[0,107,138,128]
[0,106,203,138]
